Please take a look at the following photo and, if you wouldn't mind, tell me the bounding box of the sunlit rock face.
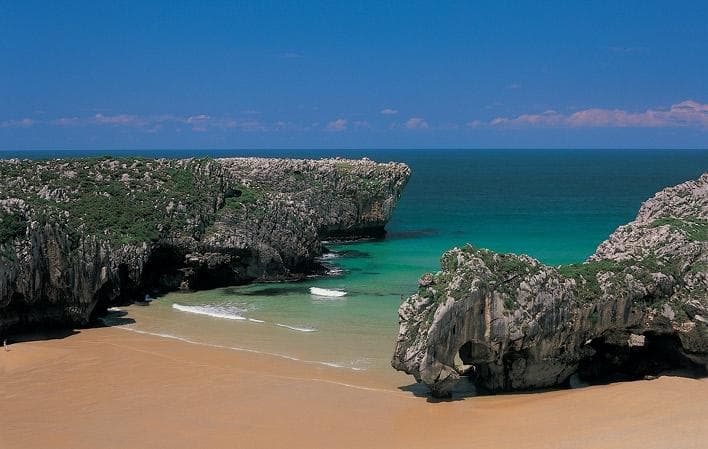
[393,174,707,397]
[0,156,410,334]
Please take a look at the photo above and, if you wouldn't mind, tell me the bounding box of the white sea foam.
[326,267,344,276]
[317,252,340,260]
[248,318,265,323]
[309,287,347,297]
[276,323,318,332]
[172,303,247,321]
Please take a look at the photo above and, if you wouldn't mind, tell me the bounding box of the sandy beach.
[2,325,706,449]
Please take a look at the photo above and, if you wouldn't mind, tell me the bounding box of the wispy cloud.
[608,46,648,54]
[506,83,521,90]
[380,108,398,115]
[352,120,371,129]
[92,113,146,126]
[0,118,34,128]
[476,100,708,129]
[278,51,303,59]
[39,113,275,132]
[325,118,348,132]
[404,117,429,129]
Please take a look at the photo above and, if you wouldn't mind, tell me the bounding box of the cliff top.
[0,156,410,246]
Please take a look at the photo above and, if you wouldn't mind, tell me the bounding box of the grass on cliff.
[558,260,624,301]
[651,216,708,241]
[558,255,684,303]
[1,157,221,245]
[0,211,26,244]
[223,184,264,209]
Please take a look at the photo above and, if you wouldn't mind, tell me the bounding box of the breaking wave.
[172,304,247,321]
[275,323,318,332]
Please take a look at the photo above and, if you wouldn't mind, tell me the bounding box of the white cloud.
[483,100,708,129]
[380,108,398,115]
[92,113,146,127]
[185,114,211,132]
[326,118,348,132]
[0,118,34,128]
[404,117,429,130]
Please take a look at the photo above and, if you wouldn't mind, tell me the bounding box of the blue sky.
[1,1,707,150]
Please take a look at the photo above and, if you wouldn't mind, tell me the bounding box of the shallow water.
[15,148,707,380]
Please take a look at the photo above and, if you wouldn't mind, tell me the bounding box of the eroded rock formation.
[393,174,707,397]
[0,156,410,334]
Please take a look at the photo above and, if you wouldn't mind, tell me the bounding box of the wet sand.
[2,326,707,449]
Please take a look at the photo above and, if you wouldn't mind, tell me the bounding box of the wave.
[172,304,247,321]
[317,252,340,260]
[275,323,318,333]
[309,287,347,297]
[326,267,344,276]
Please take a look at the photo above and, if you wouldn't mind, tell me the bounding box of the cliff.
[392,174,707,397]
[0,156,410,334]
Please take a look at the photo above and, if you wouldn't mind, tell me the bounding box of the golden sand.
[1,327,706,449]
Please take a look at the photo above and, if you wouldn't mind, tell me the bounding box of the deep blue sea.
[5,149,707,380]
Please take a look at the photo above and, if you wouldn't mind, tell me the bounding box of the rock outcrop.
[0,156,410,334]
[392,174,707,397]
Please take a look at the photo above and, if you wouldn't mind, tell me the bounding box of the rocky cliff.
[392,174,707,397]
[0,156,410,334]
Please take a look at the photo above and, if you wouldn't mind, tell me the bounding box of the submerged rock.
[0,156,410,334]
[392,173,708,397]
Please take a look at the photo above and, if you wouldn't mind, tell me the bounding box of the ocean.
[5,148,708,382]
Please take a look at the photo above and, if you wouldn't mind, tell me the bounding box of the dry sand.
[1,326,706,449]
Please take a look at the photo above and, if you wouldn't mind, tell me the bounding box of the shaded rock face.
[0,157,410,334]
[392,174,707,397]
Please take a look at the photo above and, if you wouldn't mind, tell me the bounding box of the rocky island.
[0,156,410,335]
[393,174,708,397]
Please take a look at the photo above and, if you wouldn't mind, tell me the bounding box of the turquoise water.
[8,149,708,379]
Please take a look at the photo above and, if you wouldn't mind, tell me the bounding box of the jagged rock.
[0,156,410,334]
[392,173,708,397]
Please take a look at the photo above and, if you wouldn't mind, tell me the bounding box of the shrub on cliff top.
[651,216,708,241]
[0,211,26,244]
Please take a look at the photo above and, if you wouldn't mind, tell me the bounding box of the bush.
[0,211,26,244]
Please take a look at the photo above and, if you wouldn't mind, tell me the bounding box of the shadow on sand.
[4,309,136,347]
[399,367,707,403]
[96,309,137,327]
[398,379,479,403]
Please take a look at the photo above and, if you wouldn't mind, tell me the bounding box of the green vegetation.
[224,184,264,209]
[504,296,519,311]
[651,216,708,241]
[0,157,223,245]
[0,211,26,244]
[558,254,686,303]
[558,259,625,301]
[334,161,354,174]
[690,261,708,274]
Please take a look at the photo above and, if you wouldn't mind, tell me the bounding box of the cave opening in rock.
[141,245,189,292]
[578,331,707,383]
[455,341,490,378]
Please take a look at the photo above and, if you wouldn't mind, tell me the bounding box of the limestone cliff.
[0,156,410,334]
[392,174,707,397]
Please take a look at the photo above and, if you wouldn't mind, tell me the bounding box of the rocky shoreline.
[393,174,708,397]
[0,156,410,335]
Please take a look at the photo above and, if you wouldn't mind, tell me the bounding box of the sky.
[1,1,707,150]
